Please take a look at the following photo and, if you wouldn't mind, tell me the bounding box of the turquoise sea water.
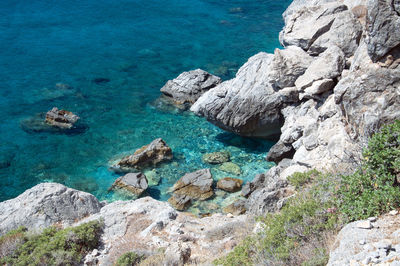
[0,0,291,209]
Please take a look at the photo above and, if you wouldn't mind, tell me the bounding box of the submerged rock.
[223,199,246,215]
[202,151,231,164]
[0,183,102,235]
[217,177,243,192]
[115,138,173,171]
[160,69,221,109]
[110,172,148,196]
[171,169,214,200]
[169,169,214,210]
[219,162,241,176]
[21,113,86,134]
[92,77,110,84]
[45,107,80,129]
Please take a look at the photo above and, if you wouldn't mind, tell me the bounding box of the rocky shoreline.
[1,0,400,264]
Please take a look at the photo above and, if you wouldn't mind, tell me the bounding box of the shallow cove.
[0,0,291,211]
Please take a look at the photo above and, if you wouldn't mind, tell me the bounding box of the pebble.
[372,257,381,263]
[359,239,366,245]
[227,213,234,218]
[357,220,373,229]
[374,239,392,250]
[362,257,371,265]
[364,244,374,251]
[368,217,377,222]
[389,210,399,216]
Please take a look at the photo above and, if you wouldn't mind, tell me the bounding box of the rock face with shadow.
[191,48,310,138]
[366,0,400,62]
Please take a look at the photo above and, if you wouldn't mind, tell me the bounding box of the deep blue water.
[0,0,291,211]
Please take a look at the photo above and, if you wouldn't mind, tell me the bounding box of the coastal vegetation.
[115,251,144,266]
[0,220,103,265]
[215,120,400,265]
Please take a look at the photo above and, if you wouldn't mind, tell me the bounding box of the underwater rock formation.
[110,172,148,197]
[216,177,243,192]
[202,151,231,164]
[114,138,173,171]
[45,107,80,129]
[168,169,214,210]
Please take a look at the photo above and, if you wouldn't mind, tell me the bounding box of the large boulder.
[366,0,400,62]
[110,172,148,196]
[0,183,102,235]
[168,169,214,210]
[191,50,306,138]
[160,69,221,109]
[115,138,173,171]
[45,107,79,129]
[280,2,362,57]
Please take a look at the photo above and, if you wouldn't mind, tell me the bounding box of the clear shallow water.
[0,0,291,207]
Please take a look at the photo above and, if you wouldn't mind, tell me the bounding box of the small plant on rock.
[115,251,143,266]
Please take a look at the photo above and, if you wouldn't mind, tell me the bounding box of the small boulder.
[160,69,221,109]
[110,172,148,196]
[219,162,241,176]
[223,200,246,215]
[45,107,79,129]
[202,151,231,164]
[116,138,173,170]
[170,169,214,201]
[217,177,243,192]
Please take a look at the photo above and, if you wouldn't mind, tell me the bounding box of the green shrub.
[339,120,400,221]
[215,171,340,266]
[288,169,319,189]
[0,227,28,258]
[1,220,103,265]
[116,251,143,266]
